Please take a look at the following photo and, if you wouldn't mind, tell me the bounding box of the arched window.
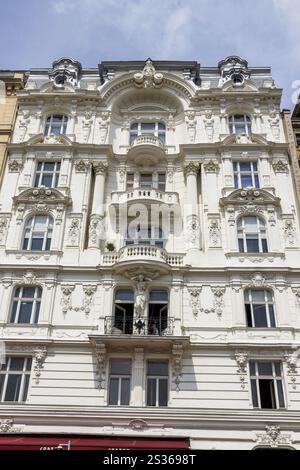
[113,289,134,334]
[237,216,268,253]
[44,115,68,136]
[129,122,166,144]
[22,215,53,251]
[229,115,251,135]
[10,286,42,324]
[245,289,276,328]
[148,291,168,335]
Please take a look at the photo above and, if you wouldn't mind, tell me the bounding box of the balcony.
[127,135,166,165]
[111,188,179,205]
[104,316,175,336]
[102,244,184,273]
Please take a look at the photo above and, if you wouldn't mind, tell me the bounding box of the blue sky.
[0,0,299,108]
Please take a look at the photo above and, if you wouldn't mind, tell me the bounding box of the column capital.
[184,161,200,176]
[93,162,108,176]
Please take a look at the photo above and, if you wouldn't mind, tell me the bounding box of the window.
[233,162,259,189]
[108,359,131,406]
[158,173,166,192]
[146,361,169,406]
[113,290,134,334]
[23,215,53,251]
[250,361,285,409]
[126,173,134,190]
[229,115,251,135]
[237,216,268,253]
[295,133,300,146]
[148,291,168,335]
[140,174,153,188]
[0,357,32,402]
[245,290,276,328]
[129,122,166,144]
[44,115,68,136]
[10,286,42,324]
[34,161,61,188]
[125,224,164,247]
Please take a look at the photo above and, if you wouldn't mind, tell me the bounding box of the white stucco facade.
[0,56,300,449]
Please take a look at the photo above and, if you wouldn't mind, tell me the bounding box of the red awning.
[0,435,189,450]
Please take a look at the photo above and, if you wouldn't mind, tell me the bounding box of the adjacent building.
[0,56,300,450]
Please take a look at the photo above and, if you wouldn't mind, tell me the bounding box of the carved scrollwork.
[134,59,164,89]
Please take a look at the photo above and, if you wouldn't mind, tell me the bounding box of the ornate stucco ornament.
[218,56,251,87]
[134,58,164,89]
[49,57,82,88]
[33,346,47,384]
[0,419,22,434]
[172,343,184,391]
[13,187,71,208]
[255,426,293,448]
[94,342,106,390]
[235,351,248,389]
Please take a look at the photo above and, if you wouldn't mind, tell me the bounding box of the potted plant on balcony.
[106,242,116,252]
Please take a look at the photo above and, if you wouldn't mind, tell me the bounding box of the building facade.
[0,72,26,187]
[0,56,300,450]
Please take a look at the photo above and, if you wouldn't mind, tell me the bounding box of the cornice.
[7,141,113,156]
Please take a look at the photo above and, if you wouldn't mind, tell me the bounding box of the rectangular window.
[34,161,61,188]
[245,290,276,328]
[140,174,153,188]
[295,133,300,146]
[108,359,131,406]
[10,286,42,324]
[146,361,169,407]
[126,173,134,190]
[158,173,166,192]
[250,361,285,409]
[0,357,32,402]
[233,161,259,189]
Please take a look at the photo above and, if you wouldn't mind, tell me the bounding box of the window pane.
[249,362,256,376]
[239,163,252,171]
[147,378,156,406]
[31,238,44,251]
[34,302,41,324]
[241,175,253,188]
[246,239,259,253]
[9,358,25,371]
[108,378,119,405]
[115,290,134,302]
[158,378,168,406]
[269,305,276,327]
[149,291,168,302]
[18,302,33,323]
[110,359,131,375]
[22,375,30,402]
[238,239,244,252]
[251,379,259,407]
[4,375,22,401]
[253,304,268,327]
[41,175,53,187]
[10,302,18,323]
[147,361,168,376]
[276,380,285,407]
[274,363,281,377]
[259,379,275,409]
[245,303,252,327]
[141,123,155,131]
[26,358,32,371]
[262,239,268,253]
[120,378,130,405]
[0,375,4,400]
[22,287,35,298]
[258,363,273,376]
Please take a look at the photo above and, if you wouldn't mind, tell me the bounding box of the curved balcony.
[111,188,179,205]
[102,244,184,273]
[127,135,166,164]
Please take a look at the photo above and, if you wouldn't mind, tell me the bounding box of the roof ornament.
[218,56,250,87]
[49,57,82,89]
[134,58,164,89]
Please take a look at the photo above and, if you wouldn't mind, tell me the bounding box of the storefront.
[0,435,190,450]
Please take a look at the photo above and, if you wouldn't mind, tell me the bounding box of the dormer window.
[129,122,166,144]
[229,115,251,135]
[44,115,68,136]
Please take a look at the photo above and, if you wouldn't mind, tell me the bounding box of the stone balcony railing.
[130,134,165,150]
[102,244,184,267]
[111,187,179,205]
[127,135,166,164]
[104,316,175,336]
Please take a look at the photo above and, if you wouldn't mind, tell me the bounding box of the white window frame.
[249,361,285,409]
[44,115,68,136]
[146,360,169,407]
[237,216,268,253]
[233,161,259,189]
[244,289,276,328]
[23,215,54,251]
[0,357,32,403]
[229,114,252,135]
[108,359,132,406]
[10,286,42,324]
[34,161,61,188]
[129,122,166,144]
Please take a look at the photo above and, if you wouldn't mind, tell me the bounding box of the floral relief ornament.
[0,419,22,434]
[134,58,164,89]
[33,346,47,384]
[8,160,23,173]
[235,351,248,389]
[188,287,202,316]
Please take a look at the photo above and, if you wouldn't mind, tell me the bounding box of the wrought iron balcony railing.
[104,316,175,336]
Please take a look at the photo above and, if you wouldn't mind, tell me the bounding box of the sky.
[0,0,299,108]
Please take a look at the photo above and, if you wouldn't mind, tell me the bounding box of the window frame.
[229,114,252,135]
[44,115,68,136]
[10,286,42,325]
[113,289,134,334]
[237,216,268,253]
[244,289,276,328]
[249,361,285,409]
[148,290,169,335]
[108,358,132,406]
[22,214,54,252]
[129,122,166,144]
[146,360,169,407]
[34,161,61,188]
[233,161,259,189]
[0,356,32,403]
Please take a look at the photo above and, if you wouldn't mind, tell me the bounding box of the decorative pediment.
[221,133,269,146]
[13,187,71,207]
[220,188,280,207]
[25,134,73,146]
[48,57,82,88]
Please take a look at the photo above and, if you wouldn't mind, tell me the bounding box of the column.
[131,347,144,406]
[184,162,200,250]
[88,162,107,248]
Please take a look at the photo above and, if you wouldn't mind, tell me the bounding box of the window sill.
[5,249,62,260]
[225,252,286,262]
